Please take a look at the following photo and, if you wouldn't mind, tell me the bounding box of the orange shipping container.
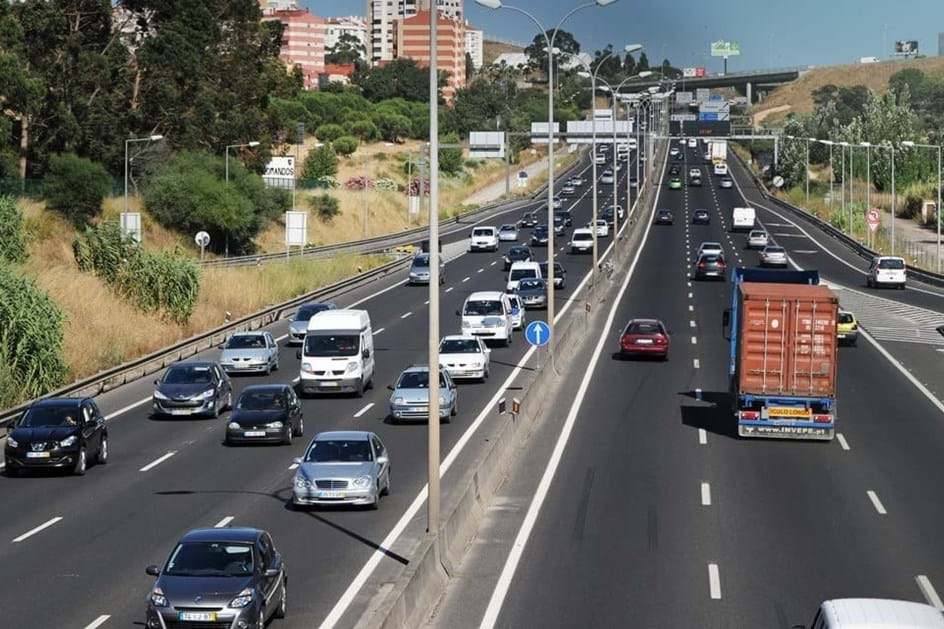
[736,282,839,399]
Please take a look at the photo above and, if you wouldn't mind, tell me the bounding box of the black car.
[554,209,573,227]
[225,385,304,446]
[674,152,684,161]
[153,361,233,418]
[692,209,711,224]
[520,211,538,228]
[538,261,566,289]
[503,245,533,270]
[145,528,287,629]
[669,165,680,176]
[4,398,108,476]
[694,253,727,280]
[655,209,674,225]
[552,215,567,236]
[531,225,549,247]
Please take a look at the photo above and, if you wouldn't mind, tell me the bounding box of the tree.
[301,145,338,179]
[332,136,359,156]
[325,32,365,66]
[354,58,431,103]
[623,52,636,77]
[348,120,379,142]
[373,111,412,143]
[439,132,463,175]
[524,29,580,78]
[44,153,112,226]
[309,193,340,222]
[465,53,475,82]
[315,124,345,142]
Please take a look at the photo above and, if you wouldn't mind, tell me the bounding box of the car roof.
[171,360,217,369]
[239,384,290,394]
[875,255,904,261]
[694,208,709,213]
[626,318,664,327]
[467,291,506,300]
[31,397,86,409]
[510,261,540,269]
[231,330,267,337]
[314,430,373,441]
[572,227,593,234]
[821,598,944,628]
[442,335,481,342]
[500,224,516,228]
[180,528,262,544]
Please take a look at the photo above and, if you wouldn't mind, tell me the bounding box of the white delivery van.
[867,255,907,289]
[506,261,542,292]
[470,226,499,252]
[802,598,944,629]
[731,207,756,231]
[298,309,374,397]
[459,292,514,346]
[713,162,728,176]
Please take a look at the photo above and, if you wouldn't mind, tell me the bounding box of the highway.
[424,140,944,629]
[0,148,641,629]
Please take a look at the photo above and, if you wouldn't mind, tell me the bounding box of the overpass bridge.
[631,66,805,103]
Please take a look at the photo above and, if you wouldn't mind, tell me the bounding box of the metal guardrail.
[732,151,944,289]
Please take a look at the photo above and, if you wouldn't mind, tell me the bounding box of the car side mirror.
[455,310,461,317]
[145,565,160,577]
[484,348,491,354]
[293,457,302,465]
[377,455,389,465]
[362,349,370,359]
[296,350,302,360]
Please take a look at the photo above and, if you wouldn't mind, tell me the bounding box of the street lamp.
[476,0,618,367]
[225,141,261,183]
[860,141,872,225]
[124,134,164,215]
[819,139,835,205]
[870,142,897,253]
[902,140,942,271]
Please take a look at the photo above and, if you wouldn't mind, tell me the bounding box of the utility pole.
[426,4,441,536]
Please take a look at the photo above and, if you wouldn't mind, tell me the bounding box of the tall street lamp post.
[124,134,164,215]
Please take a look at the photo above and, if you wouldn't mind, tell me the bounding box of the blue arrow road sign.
[525,321,551,347]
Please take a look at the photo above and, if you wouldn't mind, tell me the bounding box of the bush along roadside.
[0,262,69,408]
[74,221,200,324]
[0,195,28,263]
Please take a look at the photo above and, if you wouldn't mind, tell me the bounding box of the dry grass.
[752,56,944,126]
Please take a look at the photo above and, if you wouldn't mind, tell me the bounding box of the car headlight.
[266,421,283,429]
[461,321,471,328]
[392,397,404,405]
[59,435,77,448]
[227,422,240,430]
[294,476,312,489]
[301,363,315,374]
[196,389,216,400]
[6,436,18,448]
[439,396,448,404]
[150,587,168,608]
[345,362,358,374]
[153,390,169,401]
[229,588,254,609]
[352,476,371,488]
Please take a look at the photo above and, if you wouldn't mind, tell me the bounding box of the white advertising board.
[469,131,505,159]
[284,211,308,247]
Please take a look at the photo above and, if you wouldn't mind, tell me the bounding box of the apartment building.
[367,0,462,64]
[465,24,483,69]
[325,16,368,57]
[263,9,326,89]
[395,9,466,102]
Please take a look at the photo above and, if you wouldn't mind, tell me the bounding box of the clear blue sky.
[305,0,944,71]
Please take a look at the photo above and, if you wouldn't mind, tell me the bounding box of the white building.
[325,16,368,57]
[493,52,528,68]
[260,0,298,14]
[465,24,483,69]
[366,0,463,64]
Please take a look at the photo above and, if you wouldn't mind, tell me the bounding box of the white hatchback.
[439,335,491,381]
[867,256,906,289]
[569,228,595,254]
[747,230,769,249]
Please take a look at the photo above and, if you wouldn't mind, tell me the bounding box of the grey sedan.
[516,278,548,309]
[288,302,337,344]
[291,431,390,509]
[219,331,279,375]
[388,365,457,423]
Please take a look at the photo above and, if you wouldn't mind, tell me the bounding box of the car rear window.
[765,247,785,254]
[473,229,494,237]
[573,232,592,241]
[838,313,855,324]
[625,322,662,335]
[510,268,538,281]
[878,258,905,270]
[700,254,722,262]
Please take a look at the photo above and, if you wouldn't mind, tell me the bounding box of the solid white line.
[836,433,850,451]
[104,396,151,421]
[353,403,374,418]
[12,516,64,543]
[693,359,700,369]
[400,312,412,319]
[708,563,722,599]
[374,327,385,335]
[476,148,667,629]
[139,451,176,472]
[917,575,944,611]
[691,336,697,345]
[462,277,470,283]
[699,428,707,445]
[83,615,111,629]
[214,516,234,528]
[701,482,711,506]
[867,490,887,515]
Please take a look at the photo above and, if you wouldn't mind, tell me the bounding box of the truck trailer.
[723,269,839,440]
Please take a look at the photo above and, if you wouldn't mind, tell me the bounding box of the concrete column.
[746,81,753,105]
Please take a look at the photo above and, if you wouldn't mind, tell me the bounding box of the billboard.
[895,40,918,55]
[676,91,693,104]
[284,211,308,247]
[264,156,295,189]
[469,132,505,159]
[711,40,741,57]
[683,67,697,78]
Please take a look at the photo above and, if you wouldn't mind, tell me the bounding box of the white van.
[714,162,728,176]
[731,207,756,231]
[802,598,944,629]
[470,226,499,252]
[459,292,514,346]
[298,309,374,396]
[506,261,542,292]
[867,255,907,289]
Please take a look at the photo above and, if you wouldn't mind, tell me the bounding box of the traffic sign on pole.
[525,321,551,347]
[867,209,880,234]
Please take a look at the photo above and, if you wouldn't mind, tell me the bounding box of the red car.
[619,319,670,360]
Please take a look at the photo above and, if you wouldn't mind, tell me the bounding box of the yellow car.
[837,309,858,346]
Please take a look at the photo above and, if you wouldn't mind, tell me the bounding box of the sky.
[305,0,944,72]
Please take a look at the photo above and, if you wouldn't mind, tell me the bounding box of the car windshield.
[510,269,537,281]
[472,229,493,237]
[237,390,285,410]
[696,211,708,216]
[18,405,82,428]
[878,258,905,270]
[397,371,447,389]
[441,339,481,354]
[519,279,545,291]
[295,304,330,321]
[509,248,529,257]
[225,335,266,349]
[538,263,563,274]
[304,334,359,357]
[626,322,662,335]
[163,365,213,385]
[659,211,671,216]
[412,255,430,268]
[305,439,373,463]
[164,542,254,577]
[573,232,592,241]
[465,300,503,316]
[838,312,855,324]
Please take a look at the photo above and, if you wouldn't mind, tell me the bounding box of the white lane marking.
[689,305,694,312]
[688,292,693,299]
[699,428,707,445]
[214,516,235,528]
[83,615,111,629]
[701,482,712,506]
[477,268,484,273]
[691,336,697,345]
[708,563,722,599]
[374,327,385,335]
[424,300,430,305]
[916,575,944,611]
[400,312,412,319]
[275,334,288,342]
[687,282,692,288]
[689,320,696,328]
[12,516,64,543]
[462,277,470,283]
[476,147,667,629]
[867,490,887,515]
[490,261,497,266]
[288,463,299,470]
[139,451,176,472]
[695,388,703,400]
[353,403,374,418]
[445,287,454,293]
[837,433,850,451]
[693,359,700,369]
[104,396,151,421]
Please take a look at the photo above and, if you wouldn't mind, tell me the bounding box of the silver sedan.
[761,245,789,267]
[219,331,279,375]
[292,431,390,510]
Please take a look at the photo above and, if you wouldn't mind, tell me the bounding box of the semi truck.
[709,139,728,164]
[723,269,839,440]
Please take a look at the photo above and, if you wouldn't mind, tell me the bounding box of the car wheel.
[293,417,304,437]
[354,378,365,398]
[382,471,391,496]
[282,425,293,446]
[265,363,272,376]
[211,398,221,419]
[274,578,287,619]
[256,608,265,629]
[273,359,279,372]
[96,436,108,465]
[370,485,380,510]
[73,448,87,476]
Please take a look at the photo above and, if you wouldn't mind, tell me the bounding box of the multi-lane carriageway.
[0,149,642,628]
[424,142,944,629]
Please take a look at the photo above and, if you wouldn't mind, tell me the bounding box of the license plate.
[168,409,191,415]
[319,491,344,498]
[320,381,339,388]
[244,431,266,437]
[636,339,653,345]
[769,407,811,418]
[26,452,50,458]
[178,611,216,621]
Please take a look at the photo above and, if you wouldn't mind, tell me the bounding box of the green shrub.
[315,123,345,142]
[309,194,341,222]
[302,145,338,179]
[439,132,464,176]
[333,136,359,156]
[349,120,380,142]
[43,153,111,226]
[0,262,69,406]
[0,195,28,263]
